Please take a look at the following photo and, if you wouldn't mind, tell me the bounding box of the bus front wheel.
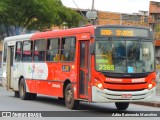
[115,102,129,110]
[65,83,79,109]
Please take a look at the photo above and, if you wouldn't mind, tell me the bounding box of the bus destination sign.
[99,27,149,37]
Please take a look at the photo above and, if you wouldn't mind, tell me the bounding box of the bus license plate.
[121,94,132,98]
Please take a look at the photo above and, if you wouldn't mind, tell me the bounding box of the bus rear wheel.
[115,102,129,110]
[19,78,37,100]
[19,78,30,100]
[65,83,79,109]
[14,91,20,98]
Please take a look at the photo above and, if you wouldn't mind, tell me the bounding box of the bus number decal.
[101,30,113,35]
[98,64,114,71]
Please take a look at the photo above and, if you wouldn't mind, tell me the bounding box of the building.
[73,8,149,27]
[98,11,148,27]
[149,1,160,39]
[149,1,160,70]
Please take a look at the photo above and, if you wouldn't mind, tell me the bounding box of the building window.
[33,39,46,62]
[22,41,32,62]
[61,37,76,61]
[46,38,60,62]
[15,41,22,61]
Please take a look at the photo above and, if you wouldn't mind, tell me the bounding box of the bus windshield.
[95,38,154,73]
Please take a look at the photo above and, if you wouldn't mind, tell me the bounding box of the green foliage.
[0,0,83,36]
[156,24,160,32]
[155,24,160,39]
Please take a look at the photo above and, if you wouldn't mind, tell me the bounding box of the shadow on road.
[6,92,156,117]
[28,95,140,117]
[36,95,117,111]
[10,94,118,111]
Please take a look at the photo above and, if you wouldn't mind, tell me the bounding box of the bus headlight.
[148,79,156,90]
[95,79,104,90]
[148,84,153,89]
[97,83,103,88]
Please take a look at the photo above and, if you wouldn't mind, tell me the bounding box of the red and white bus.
[2,25,156,110]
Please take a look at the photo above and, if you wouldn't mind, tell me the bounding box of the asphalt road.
[0,86,160,119]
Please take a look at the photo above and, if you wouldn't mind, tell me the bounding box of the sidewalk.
[133,96,160,107]
[133,84,160,107]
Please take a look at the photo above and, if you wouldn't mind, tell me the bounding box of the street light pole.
[86,0,97,25]
[92,0,95,11]
[91,0,96,25]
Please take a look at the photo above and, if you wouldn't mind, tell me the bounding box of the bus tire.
[19,78,30,100]
[115,102,129,110]
[14,91,20,98]
[65,83,79,109]
[29,93,37,100]
[58,97,64,101]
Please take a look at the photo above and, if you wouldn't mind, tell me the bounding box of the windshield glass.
[95,38,154,73]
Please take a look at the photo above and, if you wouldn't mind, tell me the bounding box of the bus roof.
[4,33,34,42]
[31,26,95,40]
[96,25,150,29]
[3,25,151,42]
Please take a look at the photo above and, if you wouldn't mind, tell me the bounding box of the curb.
[132,102,160,107]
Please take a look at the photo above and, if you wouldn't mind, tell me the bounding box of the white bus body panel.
[2,34,34,91]
[92,86,156,102]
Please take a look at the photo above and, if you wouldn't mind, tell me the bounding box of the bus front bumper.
[92,86,156,102]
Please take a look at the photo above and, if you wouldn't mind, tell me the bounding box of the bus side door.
[6,45,14,89]
[79,40,90,99]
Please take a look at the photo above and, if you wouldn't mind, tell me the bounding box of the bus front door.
[6,46,14,89]
[79,41,89,99]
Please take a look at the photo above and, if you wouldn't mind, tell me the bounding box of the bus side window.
[22,41,32,62]
[3,43,7,63]
[61,37,76,62]
[15,41,22,62]
[46,38,60,62]
[33,39,46,62]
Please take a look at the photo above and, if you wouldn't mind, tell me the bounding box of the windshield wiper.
[134,38,141,60]
[108,37,113,47]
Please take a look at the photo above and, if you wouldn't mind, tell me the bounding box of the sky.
[61,0,160,14]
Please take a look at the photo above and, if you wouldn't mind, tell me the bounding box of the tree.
[155,24,160,39]
[0,0,83,37]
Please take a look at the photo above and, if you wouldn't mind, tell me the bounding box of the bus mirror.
[89,43,95,55]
